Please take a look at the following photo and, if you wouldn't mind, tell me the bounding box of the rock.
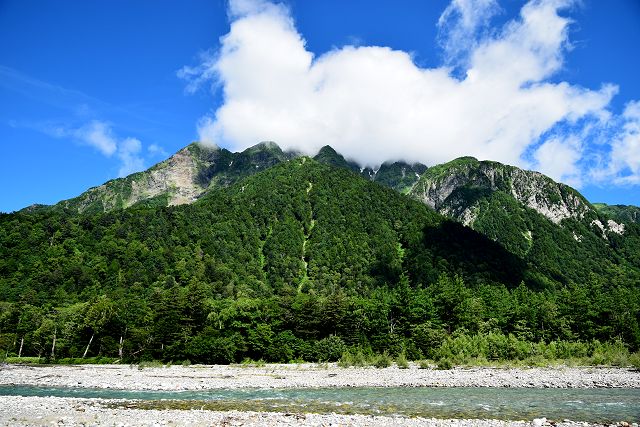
[532,418,547,427]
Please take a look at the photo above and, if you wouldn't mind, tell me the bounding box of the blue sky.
[1,0,639,212]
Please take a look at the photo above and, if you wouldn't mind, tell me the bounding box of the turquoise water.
[1,385,638,422]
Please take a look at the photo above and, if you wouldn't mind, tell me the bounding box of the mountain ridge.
[2,151,640,363]
[29,141,636,232]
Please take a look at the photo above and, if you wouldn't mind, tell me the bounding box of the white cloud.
[438,0,501,67]
[148,143,168,157]
[595,101,640,185]
[40,120,146,177]
[74,120,118,156]
[117,137,144,177]
[533,136,582,186]
[181,0,637,188]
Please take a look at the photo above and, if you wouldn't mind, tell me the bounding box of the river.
[1,385,638,422]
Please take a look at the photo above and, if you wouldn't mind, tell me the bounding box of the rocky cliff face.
[52,141,296,214]
[53,143,215,213]
[410,157,593,226]
[406,156,631,260]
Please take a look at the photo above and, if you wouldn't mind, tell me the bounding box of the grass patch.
[137,360,165,370]
[2,356,43,364]
[338,350,369,367]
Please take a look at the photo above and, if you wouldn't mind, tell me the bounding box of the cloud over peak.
[180,0,639,187]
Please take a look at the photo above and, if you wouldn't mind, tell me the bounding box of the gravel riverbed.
[0,396,631,427]
[1,364,639,426]
[1,363,639,390]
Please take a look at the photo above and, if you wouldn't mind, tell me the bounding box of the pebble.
[1,364,638,426]
[1,364,639,391]
[532,418,546,427]
[0,396,617,427]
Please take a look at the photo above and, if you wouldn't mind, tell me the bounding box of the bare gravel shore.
[1,363,639,390]
[0,395,624,427]
[1,364,638,426]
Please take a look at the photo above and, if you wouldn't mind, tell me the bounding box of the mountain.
[2,153,640,363]
[369,161,428,194]
[594,203,640,225]
[409,157,595,226]
[3,158,532,298]
[42,141,296,214]
[312,145,427,193]
[313,145,360,173]
[23,143,640,285]
[22,142,640,274]
[35,141,430,214]
[408,156,635,249]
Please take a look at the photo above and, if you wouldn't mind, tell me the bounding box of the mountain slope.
[3,156,638,294]
[15,140,640,287]
[594,203,640,225]
[45,141,296,214]
[409,157,595,226]
[370,161,428,194]
[313,145,361,173]
[312,145,427,193]
[1,158,534,300]
[403,156,640,286]
[2,156,640,362]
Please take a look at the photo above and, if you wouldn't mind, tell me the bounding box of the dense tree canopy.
[1,159,639,363]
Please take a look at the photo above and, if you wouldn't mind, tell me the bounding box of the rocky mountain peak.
[410,157,593,226]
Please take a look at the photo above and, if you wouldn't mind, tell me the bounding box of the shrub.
[418,360,431,369]
[3,356,42,364]
[589,339,630,366]
[314,336,347,362]
[437,357,453,370]
[138,360,164,369]
[412,323,447,359]
[396,353,409,369]
[373,352,392,368]
[629,352,640,369]
[338,349,370,367]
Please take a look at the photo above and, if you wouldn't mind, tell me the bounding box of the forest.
[1,159,639,365]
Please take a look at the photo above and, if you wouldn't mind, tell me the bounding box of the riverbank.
[1,363,639,390]
[1,364,639,426]
[0,395,633,427]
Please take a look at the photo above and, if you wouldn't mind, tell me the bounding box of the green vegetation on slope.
[594,203,640,225]
[1,158,639,364]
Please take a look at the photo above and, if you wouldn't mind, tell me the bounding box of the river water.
[0,385,638,422]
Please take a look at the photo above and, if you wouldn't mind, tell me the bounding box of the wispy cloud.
[38,120,146,177]
[591,101,640,185]
[437,0,501,68]
[0,65,166,128]
[74,121,118,156]
[117,137,145,177]
[148,143,169,158]
[1,65,172,178]
[179,0,638,188]
[0,65,107,113]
